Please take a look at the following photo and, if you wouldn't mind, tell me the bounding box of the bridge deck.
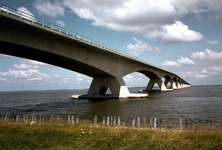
[0,3,191,99]
[0,2,186,80]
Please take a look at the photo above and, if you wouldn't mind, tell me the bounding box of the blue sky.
[0,0,222,91]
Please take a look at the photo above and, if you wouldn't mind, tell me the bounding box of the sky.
[0,0,222,91]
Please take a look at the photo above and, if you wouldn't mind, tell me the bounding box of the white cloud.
[123,74,135,82]
[187,71,209,78]
[202,70,208,73]
[77,76,83,81]
[62,75,69,83]
[17,7,36,23]
[182,62,222,81]
[124,37,162,56]
[76,74,83,81]
[206,40,219,45]
[212,66,222,72]
[73,74,92,85]
[186,67,221,79]
[174,0,222,22]
[50,74,60,78]
[0,59,58,83]
[12,64,39,70]
[0,78,6,81]
[62,75,69,80]
[0,69,51,81]
[56,20,65,27]
[61,0,217,44]
[0,6,34,21]
[161,57,196,67]
[123,72,149,87]
[146,21,204,44]
[0,57,94,90]
[161,61,181,67]
[191,49,222,62]
[18,7,34,18]
[34,0,64,17]
[176,57,196,65]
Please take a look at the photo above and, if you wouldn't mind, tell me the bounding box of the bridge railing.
[0,3,187,82]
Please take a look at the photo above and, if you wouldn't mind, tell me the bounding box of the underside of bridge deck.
[0,7,191,99]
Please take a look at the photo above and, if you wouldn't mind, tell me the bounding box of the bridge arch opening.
[123,71,169,91]
[153,83,160,90]
[123,72,149,88]
[0,54,94,91]
[173,77,178,88]
[162,75,172,89]
[137,70,163,91]
[98,87,112,95]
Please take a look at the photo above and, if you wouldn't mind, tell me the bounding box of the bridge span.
[0,3,190,99]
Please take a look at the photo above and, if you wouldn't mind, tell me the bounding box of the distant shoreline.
[1,84,222,92]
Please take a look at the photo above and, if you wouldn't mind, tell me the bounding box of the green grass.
[0,121,222,150]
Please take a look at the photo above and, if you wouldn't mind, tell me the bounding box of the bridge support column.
[180,83,184,88]
[86,77,130,98]
[71,77,149,99]
[172,82,177,89]
[177,82,181,89]
[164,79,177,89]
[182,84,191,88]
[146,78,167,91]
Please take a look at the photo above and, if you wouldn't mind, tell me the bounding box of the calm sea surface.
[0,85,222,125]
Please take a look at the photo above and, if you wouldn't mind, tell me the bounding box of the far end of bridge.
[71,77,191,99]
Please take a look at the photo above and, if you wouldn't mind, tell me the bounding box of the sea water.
[0,85,222,125]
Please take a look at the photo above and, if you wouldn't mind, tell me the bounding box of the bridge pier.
[87,77,130,98]
[177,82,182,89]
[146,78,168,91]
[164,79,177,89]
[72,77,148,99]
[181,84,191,88]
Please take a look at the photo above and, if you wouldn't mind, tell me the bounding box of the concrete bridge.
[0,3,190,99]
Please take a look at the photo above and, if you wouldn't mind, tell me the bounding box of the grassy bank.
[0,121,222,150]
